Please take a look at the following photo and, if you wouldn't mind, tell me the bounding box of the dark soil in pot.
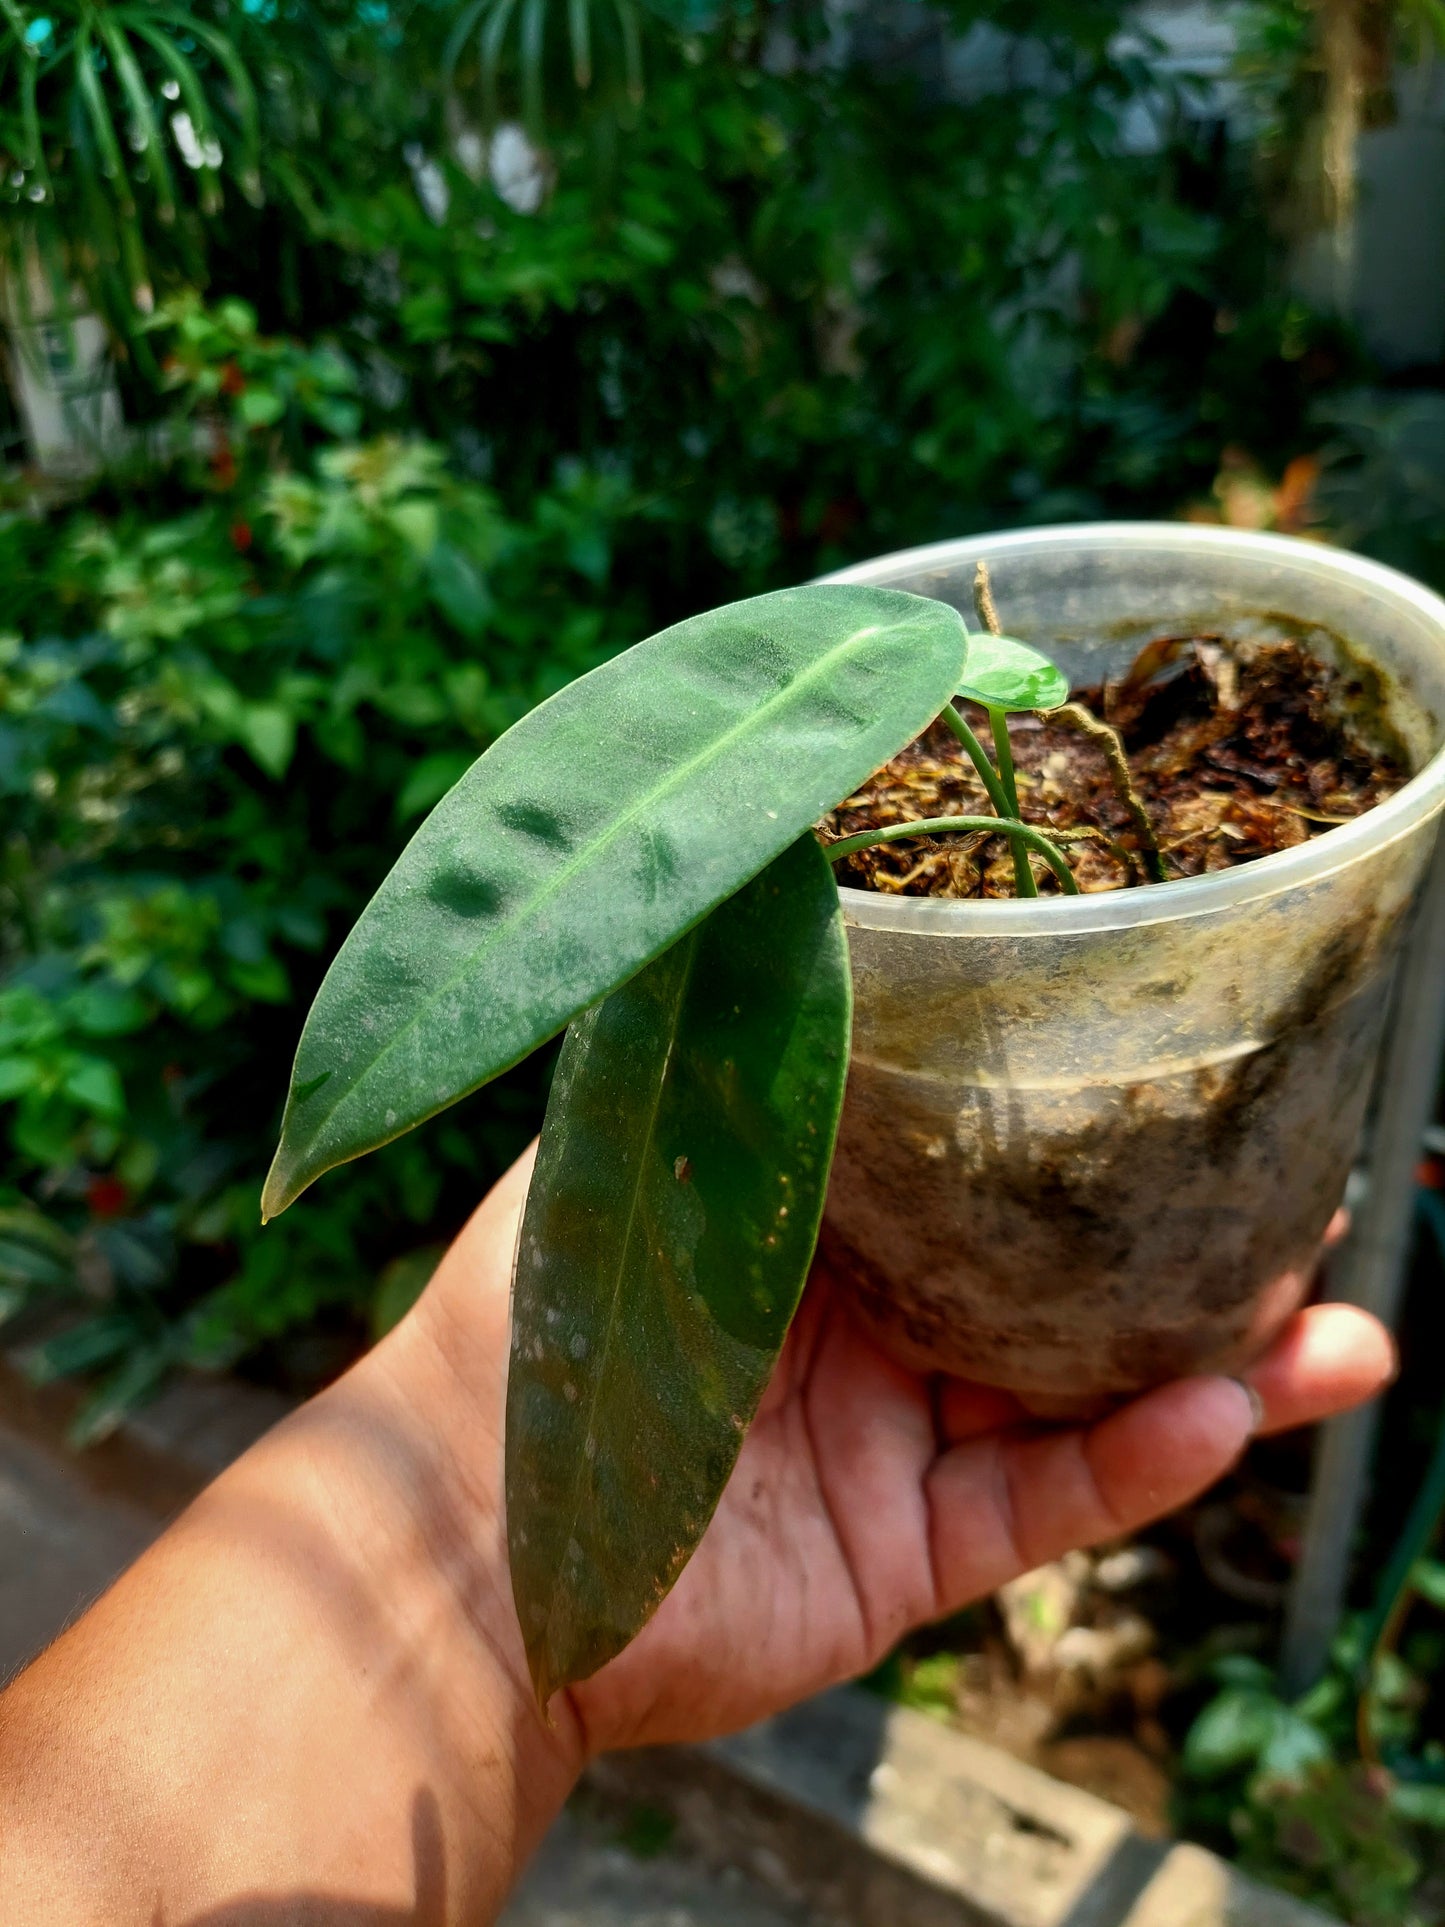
[823,632,1407,898]
[817,627,1422,1409]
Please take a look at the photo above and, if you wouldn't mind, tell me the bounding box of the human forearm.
[0,1189,578,1923]
[0,1144,1397,1919]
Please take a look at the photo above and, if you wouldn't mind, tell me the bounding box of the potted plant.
[261,521,1445,1705]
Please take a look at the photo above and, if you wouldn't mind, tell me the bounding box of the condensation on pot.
[818,525,1445,1404]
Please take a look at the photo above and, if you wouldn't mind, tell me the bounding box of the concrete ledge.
[592,1691,1336,1927]
[1120,1843,1333,1927]
[0,1344,289,1517]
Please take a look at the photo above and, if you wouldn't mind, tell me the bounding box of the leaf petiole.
[987,707,1035,898]
[937,703,1012,817]
[934,705,1041,899]
[825,814,1080,895]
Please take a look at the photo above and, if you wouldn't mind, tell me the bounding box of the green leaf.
[25,1313,137,1385]
[0,1209,75,1292]
[428,543,492,639]
[68,984,149,1037]
[567,0,591,87]
[238,387,286,429]
[62,1057,125,1118]
[1184,1686,1282,1779]
[1258,1708,1331,1780]
[507,833,851,1703]
[120,19,225,213]
[96,17,178,225]
[1411,1558,1445,1611]
[519,0,545,130]
[262,584,966,1220]
[0,1056,38,1099]
[1391,1782,1445,1829]
[69,1343,171,1448]
[242,703,296,778]
[139,8,261,196]
[75,26,133,211]
[957,633,1069,714]
[397,749,474,821]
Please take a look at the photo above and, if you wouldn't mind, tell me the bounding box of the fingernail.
[1228,1376,1266,1437]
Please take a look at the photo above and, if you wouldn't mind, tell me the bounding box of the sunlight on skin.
[411,1147,1396,1758]
[0,1149,1394,1924]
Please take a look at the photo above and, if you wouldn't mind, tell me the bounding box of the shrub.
[0,13,1354,1429]
[1,302,661,1428]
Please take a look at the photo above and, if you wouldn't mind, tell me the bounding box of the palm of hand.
[417,1153,1393,1765]
[568,1261,1378,1758]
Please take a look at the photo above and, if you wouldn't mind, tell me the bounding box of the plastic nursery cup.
[819,524,1445,1408]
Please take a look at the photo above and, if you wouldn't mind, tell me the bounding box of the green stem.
[825,815,1079,896]
[937,704,1011,816]
[988,706,1035,899]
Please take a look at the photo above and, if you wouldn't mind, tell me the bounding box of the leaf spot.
[563,1380,578,1403]
[426,862,501,920]
[673,1155,692,1183]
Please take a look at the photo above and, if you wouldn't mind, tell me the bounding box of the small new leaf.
[506,834,852,1705]
[957,633,1069,713]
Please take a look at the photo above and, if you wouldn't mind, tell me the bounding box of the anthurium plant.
[262,583,1076,1702]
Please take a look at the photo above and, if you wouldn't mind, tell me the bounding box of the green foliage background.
[0,0,1364,1427]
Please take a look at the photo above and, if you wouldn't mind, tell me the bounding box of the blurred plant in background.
[0,1,1427,1431]
[1,296,656,1429]
[8,0,1445,1910]
[3,0,1364,1441]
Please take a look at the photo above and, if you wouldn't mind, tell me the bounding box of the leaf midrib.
[535,934,698,1678]
[280,612,918,1178]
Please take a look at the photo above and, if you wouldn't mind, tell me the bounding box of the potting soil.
[823,635,1407,896]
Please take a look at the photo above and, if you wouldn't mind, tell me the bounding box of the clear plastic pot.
[819,525,1445,1407]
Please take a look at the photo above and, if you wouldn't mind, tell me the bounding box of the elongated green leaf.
[507,833,852,1703]
[262,584,967,1220]
[614,0,641,102]
[0,0,31,59]
[443,0,491,81]
[142,8,261,195]
[520,0,546,129]
[97,19,178,224]
[0,1208,76,1293]
[957,633,1069,713]
[75,26,132,208]
[121,22,224,214]
[20,50,50,191]
[480,0,523,124]
[567,0,592,89]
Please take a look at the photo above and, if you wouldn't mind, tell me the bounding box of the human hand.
[0,1151,1394,1925]
[413,1152,1394,1761]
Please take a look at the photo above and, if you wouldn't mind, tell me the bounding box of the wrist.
[0,1298,581,1924]
[319,1305,588,1820]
